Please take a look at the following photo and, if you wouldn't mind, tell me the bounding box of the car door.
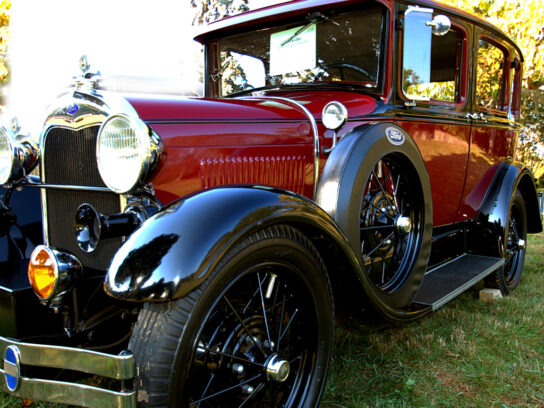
[396,5,472,227]
[455,27,520,222]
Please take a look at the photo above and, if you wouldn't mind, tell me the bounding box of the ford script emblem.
[385,127,405,146]
[3,345,21,392]
[67,103,79,115]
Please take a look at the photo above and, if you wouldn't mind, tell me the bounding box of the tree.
[439,0,544,183]
[191,0,249,25]
[0,0,10,105]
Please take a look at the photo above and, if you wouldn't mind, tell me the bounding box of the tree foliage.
[0,0,10,86]
[440,0,544,184]
[191,0,249,25]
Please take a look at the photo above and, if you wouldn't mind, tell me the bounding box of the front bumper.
[0,336,136,408]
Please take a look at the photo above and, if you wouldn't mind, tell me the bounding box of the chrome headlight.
[322,101,348,131]
[0,126,38,185]
[96,114,161,194]
[0,126,15,184]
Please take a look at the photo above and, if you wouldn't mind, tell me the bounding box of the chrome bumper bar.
[0,336,136,408]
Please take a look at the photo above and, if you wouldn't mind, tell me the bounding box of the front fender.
[104,186,354,302]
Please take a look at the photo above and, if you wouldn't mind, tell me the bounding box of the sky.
[7,0,200,136]
[6,0,289,137]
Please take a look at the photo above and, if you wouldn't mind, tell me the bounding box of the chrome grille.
[43,126,122,271]
[44,127,104,186]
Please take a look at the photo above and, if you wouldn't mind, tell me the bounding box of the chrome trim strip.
[25,182,111,192]
[41,187,49,246]
[0,337,134,379]
[239,96,320,199]
[0,371,136,408]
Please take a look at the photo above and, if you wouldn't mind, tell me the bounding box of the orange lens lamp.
[28,245,81,301]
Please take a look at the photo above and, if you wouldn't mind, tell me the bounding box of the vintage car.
[0,0,541,406]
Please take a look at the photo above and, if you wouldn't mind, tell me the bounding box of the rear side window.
[476,39,506,111]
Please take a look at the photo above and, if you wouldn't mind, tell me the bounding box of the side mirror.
[427,14,451,36]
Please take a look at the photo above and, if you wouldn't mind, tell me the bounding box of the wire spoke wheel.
[185,267,318,407]
[486,190,527,295]
[129,225,333,408]
[359,155,424,293]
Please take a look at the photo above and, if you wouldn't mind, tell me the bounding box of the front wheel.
[129,225,334,407]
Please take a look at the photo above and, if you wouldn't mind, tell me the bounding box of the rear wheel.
[487,190,527,295]
[130,225,334,407]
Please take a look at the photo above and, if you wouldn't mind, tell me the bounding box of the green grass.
[2,234,544,407]
[322,233,544,407]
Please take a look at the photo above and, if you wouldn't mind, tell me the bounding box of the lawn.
[2,233,543,408]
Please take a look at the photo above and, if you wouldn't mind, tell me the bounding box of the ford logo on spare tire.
[385,127,405,145]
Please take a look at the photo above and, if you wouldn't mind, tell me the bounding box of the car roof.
[194,0,523,60]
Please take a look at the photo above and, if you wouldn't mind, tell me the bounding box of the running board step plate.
[412,254,505,311]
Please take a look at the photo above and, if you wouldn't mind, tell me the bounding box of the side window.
[509,56,522,117]
[476,39,506,111]
[404,27,463,102]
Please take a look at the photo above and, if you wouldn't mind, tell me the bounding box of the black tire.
[317,124,432,311]
[486,190,527,295]
[359,153,427,306]
[129,225,334,407]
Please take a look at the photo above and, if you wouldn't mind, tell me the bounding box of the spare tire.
[317,123,432,309]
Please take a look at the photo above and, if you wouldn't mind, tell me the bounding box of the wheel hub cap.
[395,215,412,234]
[266,354,290,382]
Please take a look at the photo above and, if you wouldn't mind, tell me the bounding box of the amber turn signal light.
[28,245,82,301]
[28,246,58,300]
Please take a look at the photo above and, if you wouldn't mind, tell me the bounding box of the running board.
[412,254,505,311]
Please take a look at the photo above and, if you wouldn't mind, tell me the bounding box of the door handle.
[465,113,478,121]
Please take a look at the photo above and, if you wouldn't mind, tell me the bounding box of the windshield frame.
[204,3,389,98]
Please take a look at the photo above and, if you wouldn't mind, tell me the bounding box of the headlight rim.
[321,101,348,131]
[96,113,161,194]
[0,125,17,185]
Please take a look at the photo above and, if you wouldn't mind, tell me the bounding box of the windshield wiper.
[281,12,339,47]
[281,22,314,46]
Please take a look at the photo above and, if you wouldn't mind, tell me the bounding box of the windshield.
[212,5,386,96]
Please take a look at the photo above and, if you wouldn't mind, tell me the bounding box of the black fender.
[105,186,361,302]
[474,160,542,256]
[315,122,433,309]
[105,185,431,321]
[0,185,43,263]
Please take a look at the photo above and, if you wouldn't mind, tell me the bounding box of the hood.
[125,90,377,124]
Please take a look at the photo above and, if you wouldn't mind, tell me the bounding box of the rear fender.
[474,161,542,256]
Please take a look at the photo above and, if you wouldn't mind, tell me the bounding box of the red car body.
[0,0,540,406]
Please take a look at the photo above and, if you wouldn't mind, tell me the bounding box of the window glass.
[509,57,521,116]
[476,40,506,111]
[403,25,462,102]
[215,6,385,96]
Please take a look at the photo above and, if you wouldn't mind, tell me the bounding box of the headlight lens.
[97,114,160,194]
[0,126,15,185]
